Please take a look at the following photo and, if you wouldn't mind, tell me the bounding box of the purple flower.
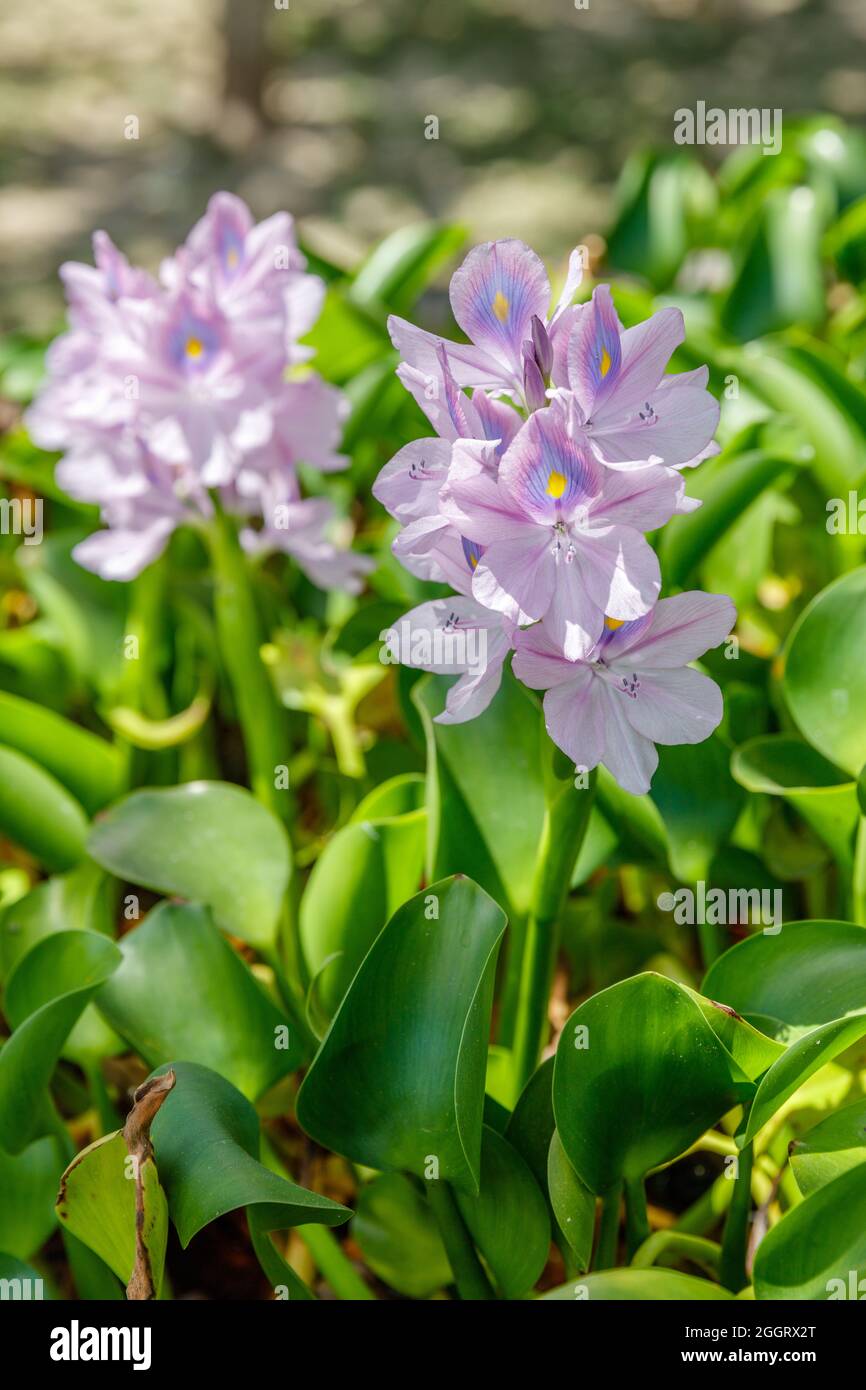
[27,197,367,591]
[512,593,735,794]
[388,238,586,399]
[440,397,684,658]
[381,596,515,724]
[555,285,720,469]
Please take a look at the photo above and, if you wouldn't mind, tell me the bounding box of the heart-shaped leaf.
[148,1062,349,1245]
[0,690,122,815]
[88,782,291,951]
[753,1162,866,1300]
[95,901,301,1100]
[743,1011,866,1144]
[0,746,88,871]
[297,876,506,1195]
[782,568,866,779]
[352,1173,451,1299]
[0,1135,63,1260]
[650,739,745,881]
[790,1098,866,1197]
[548,1130,595,1271]
[414,675,546,918]
[299,807,426,1016]
[554,974,750,1194]
[454,1126,550,1298]
[0,931,121,1152]
[702,919,866,1033]
[541,1269,735,1300]
[732,735,858,872]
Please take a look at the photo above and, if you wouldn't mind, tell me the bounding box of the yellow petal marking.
[185,336,204,359]
[492,290,510,323]
[604,615,625,630]
[599,346,612,377]
[546,470,567,499]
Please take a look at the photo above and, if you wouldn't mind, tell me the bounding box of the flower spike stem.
[510,764,597,1098]
[427,1180,496,1300]
[624,1175,651,1258]
[205,498,288,824]
[719,1133,754,1293]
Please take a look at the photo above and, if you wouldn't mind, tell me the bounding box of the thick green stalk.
[204,501,288,821]
[624,1175,650,1258]
[719,1137,754,1292]
[594,1180,622,1270]
[427,1180,496,1300]
[510,767,597,1096]
[631,1231,721,1278]
[296,1224,375,1301]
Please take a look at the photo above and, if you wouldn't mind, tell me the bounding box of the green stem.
[296,1224,374,1301]
[427,1180,496,1300]
[510,767,596,1098]
[594,1180,622,1271]
[204,501,288,822]
[624,1176,650,1258]
[673,1171,734,1236]
[631,1231,721,1278]
[719,1138,754,1292]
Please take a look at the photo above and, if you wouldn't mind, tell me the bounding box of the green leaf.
[349,222,467,316]
[554,974,750,1194]
[721,186,825,340]
[453,1126,550,1297]
[95,902,301,1100]
[542,1269,734,1300]
[299,807,426,1016]
[56,1131,168,1297]
[702,919,866,1033]
[297,876,507,1196]
[0,1253,55,1299]
[548,1130,595,1271]
[743,1011,866,1144]
[732,736,858,872]
[782,568,866,779]
[0,861,113,982]
[414,673,547,918]
[504,1056,555,1193]
[650,738,745,882]
[352,1174,451,1299]
[88,782,291,951]
[789,1099,866,1197]
[0,931,121,1152]
[659,450,796,590]
[0,691,122,814]
[0,746,88,871]
[148,1062,349,1245]
[753,1163,866,1300]
[0,1135,63,1260]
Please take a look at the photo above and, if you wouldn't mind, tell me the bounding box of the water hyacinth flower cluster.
[375,240,736,794]
[26,194,370,592]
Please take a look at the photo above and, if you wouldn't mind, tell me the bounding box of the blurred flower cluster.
[376,239,735,792]
[26,193,370,591]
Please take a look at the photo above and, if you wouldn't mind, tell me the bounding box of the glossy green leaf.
[352,1174,451,1299]
[0,691,122,814]
[349,221,466,316]
[414,673,546,917]
[753,1163,866,1300]
[702,919,866,1033]
[548,1130,595,1271]
[721,185,825,340]
[0,746,88,871]
[299,806,426,1015]
[744,1011,866,1144]
[88,782,291,951]
[0,861,113,982]
[790,1099,866,1197]
[0,931,121,1152]
[554,974,750,1194]
[96,902,300,1100]
[651,737,745,882]
[542,1269,734,1300]
[0,1253,55,1299]
[783,568,866,779]
[453,1125,549,1297]
[297,876,507,1196]
[55,1130,168,1297]
[504,1056,555,1193]
[732,736,858,872]
[0,1135,63,1260]
[148,1062,349,1246]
